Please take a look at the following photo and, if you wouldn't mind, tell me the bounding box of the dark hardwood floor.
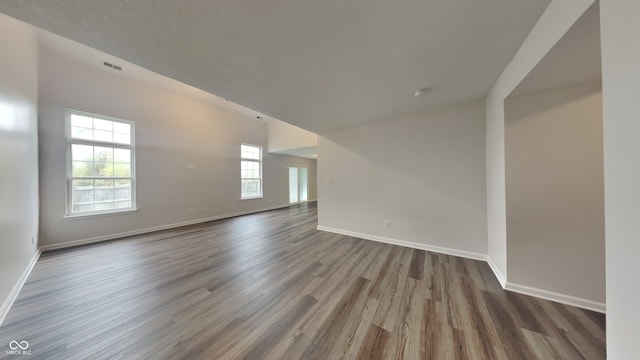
[0,203,605,359]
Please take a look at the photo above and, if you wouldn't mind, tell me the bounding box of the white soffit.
[511,3,602,97]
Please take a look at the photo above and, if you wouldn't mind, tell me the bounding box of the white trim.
[487,256,507,288]
[40,204,292,251]
[0,250,41,326]
[316,226,487,261]
[505,282,606,314]
[64,207,138,219]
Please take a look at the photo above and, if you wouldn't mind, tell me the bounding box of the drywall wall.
[0,14,40,322]
[505,80,604,305]
[318,100,487,257]
[38,48,316,248]
[267,118,317,153]
[485,0,595,282]
[600,0,640,357]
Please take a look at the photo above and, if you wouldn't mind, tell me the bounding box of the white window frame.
[65,109,136,217]
[240,143,263,199]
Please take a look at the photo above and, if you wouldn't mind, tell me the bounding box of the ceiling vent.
[103,61,122,71]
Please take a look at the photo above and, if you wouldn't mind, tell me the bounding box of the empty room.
[0,0,638,359]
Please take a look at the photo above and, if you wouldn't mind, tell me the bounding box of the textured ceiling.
[0,0,551,133]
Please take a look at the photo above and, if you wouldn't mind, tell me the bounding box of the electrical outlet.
[385,220,391,228]
[31,236,34,244]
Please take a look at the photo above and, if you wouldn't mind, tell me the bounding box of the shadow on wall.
[320,100,486,207]
[504,79,605,304]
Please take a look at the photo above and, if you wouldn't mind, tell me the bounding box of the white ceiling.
[511,3,601,97]
[0,0,551,133]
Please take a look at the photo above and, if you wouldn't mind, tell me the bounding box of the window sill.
[240,196,263,200]
[64,207,138,220]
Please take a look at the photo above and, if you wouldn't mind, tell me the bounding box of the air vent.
[103,61,122,71]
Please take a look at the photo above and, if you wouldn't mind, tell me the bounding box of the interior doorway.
[289,166,308,203]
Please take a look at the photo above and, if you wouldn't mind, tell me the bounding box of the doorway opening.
[289,166,308,203]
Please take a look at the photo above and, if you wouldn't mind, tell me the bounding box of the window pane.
[241,179,261,198]
[70,114,93,128]
[72,161,94,177]
[113,122,131,134]
[93,119,113,131]
[114,148,131,163]
[72,144,94,161]
[94,147,114,176]
[241,144,260,160]
[94,130,113,142]
[72,179,94,212]
[114,180,132,202]
[71,178,132,213]
[95,147,113,161]
[241,161,260,179]
[114,163,131,177]
[95,180,114,201]
[114,200,131,209]
[113,132,131,144]
[71,126,94,140]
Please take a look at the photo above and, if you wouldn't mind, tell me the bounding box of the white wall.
[267,118,317,153]
[485,0,595,283]
[505,80,604,305]
[38,48,316,248]
[0,14,40,321]
[600,0,640,357]
[318,101,487,258]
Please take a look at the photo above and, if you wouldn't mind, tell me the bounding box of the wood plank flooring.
[0,203,606,359]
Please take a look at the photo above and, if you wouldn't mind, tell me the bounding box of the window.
[66,110,135,216]
[241,144,262,199]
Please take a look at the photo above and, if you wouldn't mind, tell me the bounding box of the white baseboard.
[505,282,606,314]
[40,204,293,252]
[486,256,507,288]
[289,199,317,205]
[0,250,41,326]
[316,225,487,261]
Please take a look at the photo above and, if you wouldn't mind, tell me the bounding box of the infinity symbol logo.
[9,340,29,350]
